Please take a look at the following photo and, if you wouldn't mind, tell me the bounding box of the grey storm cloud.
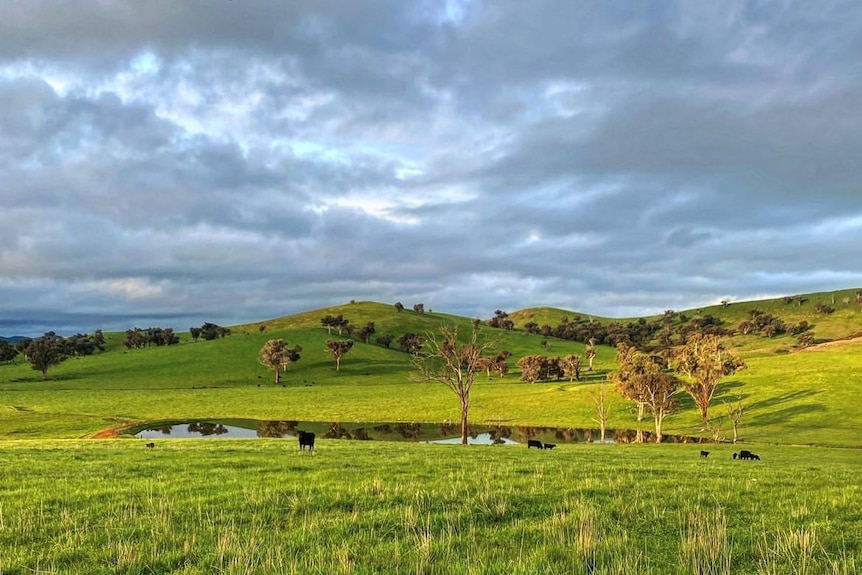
[1,0,861,335]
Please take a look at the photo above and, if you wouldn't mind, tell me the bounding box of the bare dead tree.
[414,323,497,444]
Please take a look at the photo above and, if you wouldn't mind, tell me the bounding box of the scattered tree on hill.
[258,339,302,385]
[415,323,495,445]
[610,344,681,443]
[124,328,147,349]
[523,321,539,335]
[198,322,230,340]
[413,303,425,314]
[674,334,745,424]
[325,339,354,371]
[479,350,511,378]
[375,334,393,348]
[394,302,404,313]
[398,332,425,355]
[561,354,582,382]
[585,338,597,370]
[66,333,99,356]
[0,340,19,363]
[516,355,562,383]
[14,338,32,357]
[124,327,179,349]
[797,332,816,347]
[25,332,68,380]
[487,310,515,330]
[320,315,339,334]
[189,326,202,342]
[814,303,834,315]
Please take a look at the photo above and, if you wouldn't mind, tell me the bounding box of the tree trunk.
[335,356,341,371]
[460,397,469,445]
[637,402,645,422]
[274,368,280,385]
[654,411,664,444]
[732,422,739,444]
[599,421,606,444]
[699,401,709,424]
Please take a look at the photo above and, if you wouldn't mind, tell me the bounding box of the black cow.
[738,449,760,461]
[298,431,315,452]
[700,450,710,458]
[527,439,544,449]
[543,443,557,450]
[145,442,155,449]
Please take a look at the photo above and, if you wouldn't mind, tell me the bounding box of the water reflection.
[134,420,711,444]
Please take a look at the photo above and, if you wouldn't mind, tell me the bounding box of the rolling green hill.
[0,292,860,446]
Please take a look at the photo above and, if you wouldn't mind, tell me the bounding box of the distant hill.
[506,287,862,352]
[0,336,26,344]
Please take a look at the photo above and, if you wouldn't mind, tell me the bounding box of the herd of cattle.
[143,432,762,460]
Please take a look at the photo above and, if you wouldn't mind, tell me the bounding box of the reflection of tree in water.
[188,422,228,436]
[257,420,298,438]
[155,426,173,435]
[489,426,512,443]
[325,422,351,439]
[353,428,371,440]
[397,423,423,439]
[438,422,456,437]
[554,427,583,442]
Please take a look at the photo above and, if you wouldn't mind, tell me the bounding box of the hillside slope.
[0,293,860,446]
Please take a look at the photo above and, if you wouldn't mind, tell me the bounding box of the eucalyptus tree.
[610,343,681,443]
[258,339,302,385]
[25,332,68,380]
[585,338,597,370]
[325,339,354,371]
[674,334,745,424]
[0,340,19,363]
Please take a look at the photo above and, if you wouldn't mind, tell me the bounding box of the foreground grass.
[0,440,858,574]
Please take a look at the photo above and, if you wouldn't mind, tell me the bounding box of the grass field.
[0,440,858,575]
[0,297,860,573]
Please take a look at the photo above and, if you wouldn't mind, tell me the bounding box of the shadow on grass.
[748,388,822,411]
[745,389,827,428]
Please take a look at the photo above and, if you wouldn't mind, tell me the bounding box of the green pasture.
[0,301,861,446]
[0,440,858,574]
[0,298,860,574]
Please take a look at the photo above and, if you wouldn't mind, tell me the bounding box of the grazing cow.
[738,449,760,461]
[527,439,544,449]
[543,443,557,450]
[700,450,710,458]
[733,452,738,460]
[145,442,155,449]
[298,431,316,452]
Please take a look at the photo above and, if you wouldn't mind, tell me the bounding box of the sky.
[2,1,861,336]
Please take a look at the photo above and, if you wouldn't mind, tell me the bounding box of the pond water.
[133,420,710,444]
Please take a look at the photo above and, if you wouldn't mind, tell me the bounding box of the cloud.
[1,1,861,335]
